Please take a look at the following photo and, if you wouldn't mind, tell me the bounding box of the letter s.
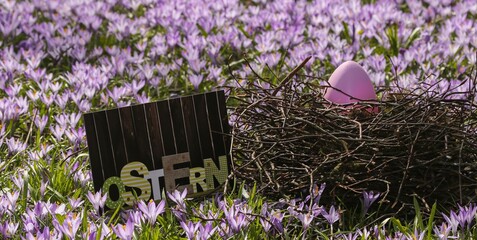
[120,161,152,205]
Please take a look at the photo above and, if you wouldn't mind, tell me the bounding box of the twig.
[272,56,311,96]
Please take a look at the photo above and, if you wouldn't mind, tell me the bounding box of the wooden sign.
[83,90,230,209]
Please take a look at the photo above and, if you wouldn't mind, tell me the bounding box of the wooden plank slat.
[181,96,203,168]
[93,111,117,177]
[205,91,227,157]
[144,102,164,169]
[169,98,188,153]
[83,113,104,192]
[119,107,138,163]
[106,109,128,174]
[157,101,176,155]
[131,104,154,170]
[217,90,231,152]
[216,90,232,175]
[194,94,214,161]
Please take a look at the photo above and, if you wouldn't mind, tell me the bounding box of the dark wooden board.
[83,90,230,207]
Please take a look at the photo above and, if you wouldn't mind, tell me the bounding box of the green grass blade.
[413,197,423,230]
[391,218,408,234]
[107,203,123,226]
[426,202,437,240]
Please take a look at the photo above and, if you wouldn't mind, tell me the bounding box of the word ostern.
[102,152,228,209]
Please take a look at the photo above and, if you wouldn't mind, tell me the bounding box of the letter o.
[102,176,125,209]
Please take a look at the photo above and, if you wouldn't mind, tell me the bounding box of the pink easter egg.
[324,61,377,105]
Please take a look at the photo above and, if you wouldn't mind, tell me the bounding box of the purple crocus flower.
[223,204,251,234]
[322,205,340,225]
[458,203,477,229]
[4,84,21,97]
[22,214,37,233]
[339,232,358,240]
[309,202,323,218]
[86,190,107,214]
[40,93,55,108]
[0,222,5,238]
[77,99,92,112]
[0,221,19,238]
[297,212,314,230]
[171,208,188,223]
[127,210,144,225]
[34,115,48,133]
[197,222,216,240]
[310,182,326,205]
[270,210,284,234]
[259,204,272,232]
[372,224,385,239]
[55,93,70,110]
[40,180,48,197]
[156,63,170,77]
[26,90,40,102]
[27,226,50,240]
[116,100,131,108]
[6,137,27,154]
[362,191,380,215]
[5,191,19,211]
[442,210,459,235]
[55,213,81,239]
[357,227,371,239]
[180,221,200,240]
[217,220,231,238]
[65,127,86,145]
[433,222,452,240]
[55,114,69,127]
[107,86,126,104]
[137,199,166,225]
[46,202,67,215]
[112,218,134,240]
[11,173,24,190]
[68,112,82,127]
[135,92,151,104]
[94,220,111,239]
[32,201,48,218]
[167,188,188,209]
[188,59,207,74]
[126,79,145,95]
[189,73,204,90]
[68,198,84,210]
[286,199,299,217]
[49,124,64,141]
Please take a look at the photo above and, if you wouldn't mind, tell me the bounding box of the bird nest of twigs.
[228,58,477,214]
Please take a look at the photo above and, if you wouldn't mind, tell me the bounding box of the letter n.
[204,155,228,189]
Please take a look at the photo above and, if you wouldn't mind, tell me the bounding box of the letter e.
[162,153,192,193]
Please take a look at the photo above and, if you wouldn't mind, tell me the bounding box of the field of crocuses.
[1,0,477,239]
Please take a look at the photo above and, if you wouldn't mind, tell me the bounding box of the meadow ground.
[0,0,477,239]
